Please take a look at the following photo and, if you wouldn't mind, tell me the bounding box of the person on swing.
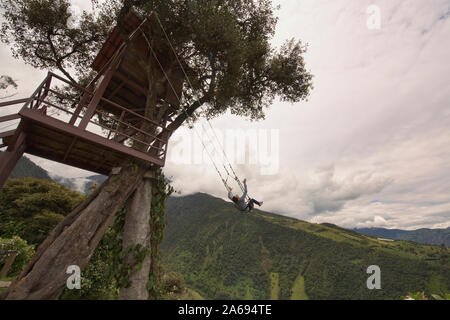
[228,178,263,212]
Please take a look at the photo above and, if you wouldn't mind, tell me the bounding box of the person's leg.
[250,199,262,206]
[245,199,255,212]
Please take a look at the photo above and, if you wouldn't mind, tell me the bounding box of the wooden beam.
[63,137,78,161]
[0,98,28,108]
[113,123,141,144]
[0,114,20,123]
[107,81,125,100]
[114,71,148,95]
[26,147,111,176]
[0,129,26,188]
[102,92,142,114]
[78,65,116,130]
[69,84,94,125]
[19,108,164,166]
[0,130,16,139]
[78,47,125,130]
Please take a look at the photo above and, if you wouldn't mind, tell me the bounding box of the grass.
[0,276,14,284]
[269,272,279,300]
[244,286,253,300]
[0,276,14,293]
[0,276,14,281]
[255,211,444,262]
[290,274,308,300]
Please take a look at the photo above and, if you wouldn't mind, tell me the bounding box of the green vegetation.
[182,288,205,300]
[269,273,279,300]
[1,177,449,300]
[0,236,34,277]
[9,158,51,181]
[0,151,52,181]
[0,152,52,181]
[291,274,308,300]
[404,291,450,300]
[61,170,174,300]
[0,176,179,300]
[0,276,14,293]
[0,178,85,245]
[0,178,83,289]
[162,193,450,300]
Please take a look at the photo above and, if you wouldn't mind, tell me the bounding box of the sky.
[1,0,450,230]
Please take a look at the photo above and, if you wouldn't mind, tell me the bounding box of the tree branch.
[46,31,78,84]
[166,94,211,134]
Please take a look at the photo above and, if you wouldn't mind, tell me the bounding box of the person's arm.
[240,179,247,200]
[228,187,234,201]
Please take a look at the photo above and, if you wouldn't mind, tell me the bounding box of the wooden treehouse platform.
[0,12,184,187]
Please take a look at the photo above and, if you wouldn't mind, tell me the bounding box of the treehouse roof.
[92,11,142,73]
[91,11,184,117]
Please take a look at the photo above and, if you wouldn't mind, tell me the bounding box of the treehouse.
[0,12,184,187]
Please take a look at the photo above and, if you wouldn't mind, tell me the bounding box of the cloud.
[304,166,393,216]
[310,200,450,230]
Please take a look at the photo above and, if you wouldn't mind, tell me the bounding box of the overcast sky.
[1,0,449,230]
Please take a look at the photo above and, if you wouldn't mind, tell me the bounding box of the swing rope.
[205,120,248,196]
[138,16,243,194]
[150,12,250,199]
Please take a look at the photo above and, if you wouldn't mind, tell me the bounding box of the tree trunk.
[1,163,147,300]
[0,252,18,278]
[119,175,153,300]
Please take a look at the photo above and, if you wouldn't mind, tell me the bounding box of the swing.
[140,12,252,202]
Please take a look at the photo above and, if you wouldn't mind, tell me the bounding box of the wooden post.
[161,130,170,165]
[77,68,115,130]
[69,84,94,125]
[78,47,124,130]
[35,74,52,111]
[0,127,27,188]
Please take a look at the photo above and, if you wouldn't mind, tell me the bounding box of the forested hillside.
[355,227,450,247]
[1,175,448,300]
[162,193,450,300]
[0,151,51,181]
[0,178,84,245]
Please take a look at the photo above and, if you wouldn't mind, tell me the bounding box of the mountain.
[354,228,450,247]
[0,151,106,194]
[0,151,51,181]
[162,193,450,300]
[52,174,107,194]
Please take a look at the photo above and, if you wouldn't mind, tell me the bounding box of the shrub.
[0,236,35,277]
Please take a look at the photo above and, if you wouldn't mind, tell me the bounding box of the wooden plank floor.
[9,108,164,174]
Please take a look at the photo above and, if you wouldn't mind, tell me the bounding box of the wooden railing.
[2,72,170,163]
[0,99,28,148]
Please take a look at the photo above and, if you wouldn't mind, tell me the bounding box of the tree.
[0,75,18,99]
[0,0,313,299]
[0,178,85,245]
[0,0,113,84]
[0,236,35,278]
